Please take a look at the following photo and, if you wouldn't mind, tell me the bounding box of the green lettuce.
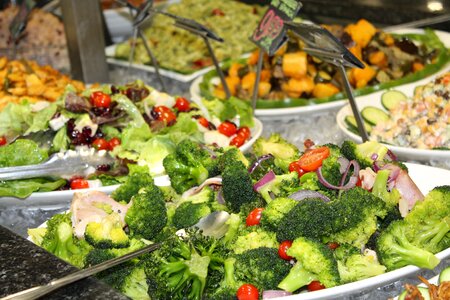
[0,178,66,198]
[0,139,48,167]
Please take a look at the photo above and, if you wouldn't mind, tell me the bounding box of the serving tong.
[0,147,114,181]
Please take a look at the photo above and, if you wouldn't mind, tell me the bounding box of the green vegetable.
[84,213,129,249]
[111,171,155,204]
[0,178,66,198]
[0,139,48,167]
[341,140,389,169]
[253,133,299,172]
[256,171,300,203]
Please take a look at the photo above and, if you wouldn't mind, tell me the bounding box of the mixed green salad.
[0,81,254,198]
[28,136,450,300]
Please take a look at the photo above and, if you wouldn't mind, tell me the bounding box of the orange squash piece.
[241,72,257,91]
[345,19,376,48]
[260,69,271,82]
[312,83,340,98]
[351,63,376,88]
[369,51,387,68]
[258,81,272,97]
[225,76,240,95]
[282,52,308,79]
[247,50,260,65]
[282,77,315,96]
[228,63,243,78]
[413,62,425,72]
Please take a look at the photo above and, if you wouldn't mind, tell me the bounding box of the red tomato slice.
[70,178,89,190]
[237,126,251,140]
[246,208,264,226]
[230,135,245,147]
[92,138,110,151]
[153,106,177,125]
[278,240,293,260]
[236,283,259,300]
[218,121,238,137]
[288,160,306,178]
[174,97,190,112]
[197,117,209,128]
[307,281,326,292]
[108,137,121,150]
[298,146,330,172]
[0,136,7,146]
[90,91,111,108]
[327,242,340,250]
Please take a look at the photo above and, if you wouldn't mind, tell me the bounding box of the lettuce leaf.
[0,139,48,167]
[0,178,66,198]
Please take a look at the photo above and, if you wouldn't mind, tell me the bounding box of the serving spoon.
[0,211,230,300]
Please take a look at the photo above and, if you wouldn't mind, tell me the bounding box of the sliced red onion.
[371,153,379,161]
[338,157,350,174]
[253,170,276,191]
[200,144,218,159]
[316,161,359,191]
[289,190,331,202]
[181,177,223,198]
[262,290,293,299]
[339,160,360,187]
[217,189,225,205]
[248,154,274,174]
[386,149,398,161]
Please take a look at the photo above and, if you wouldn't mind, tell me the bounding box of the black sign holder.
[284,21,369,142]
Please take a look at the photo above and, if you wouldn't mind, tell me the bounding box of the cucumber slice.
[381,90,407,110]
[439,266,450,284]
[344,115,372,134]
[361,106,390,126]
[398,287,430,300]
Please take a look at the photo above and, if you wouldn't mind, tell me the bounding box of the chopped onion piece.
[248,154,274,174]
[289,190,331,202]
[337,157,349,174]
[316,160,360,190]
[262,290,293,299]
[253,170,276,191]
[181,177,222,198]
[339,160,360,187]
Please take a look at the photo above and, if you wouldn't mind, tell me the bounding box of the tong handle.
[9,0,36,42]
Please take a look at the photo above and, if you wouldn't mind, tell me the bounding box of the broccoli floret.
[233,226,279,254]
[298,172,337,199]
[318,143,344,186]
[163,139,219,194]
[372,169,401,210]
[84,213,129,249]
[172,202,212,230]
[404,185,450,253]
[111,172,154,203]
[125,184,167,240]
[278,237,340,292]
[218,146,249,171]
[334,244,386,283]
[376,220,440,271]
[275,198,335,242]
[326,187,388,248]
[255,171,300,203]
[260,197,298,231]
[40,213,92,268]
[221,213,245,247]
[341,140,389,169]
[206,257,241,299]
[248,154,285,181]
[253,133,299,172]
[222,160,257,213]
[234,247,292,290]
[85,238,148,267]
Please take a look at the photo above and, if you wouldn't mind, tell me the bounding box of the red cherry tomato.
[90,91,111,108]
[230,135,245,147]
[174,97,190,112]
[153,106,177,125]
[278,240,293,260]
[288,160,306,178]
[307,281,326,292]
[246,208,264,226]
[236,283,259,300]
[218,121,238,137]
[237,126,251,140]
[108,137,121,150]
[327,242,340,250]
[298,146,330,172]
[0,136,7,146]
[92,138,110,151]
[197,117,210,128]
[212,8,225,16]
[70,178,89,190]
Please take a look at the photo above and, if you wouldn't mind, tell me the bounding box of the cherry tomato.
[237,126,251,140]
[236,283,259,300]
[108,137,121,150]
[298,146,330,172]
[174,97,190,112]
[153,106,177,125]
[0,136,7,146]
[278,240,293,260]
[327,242,340,250]
[218,121,238,137]
[70,178,89,190]
[90,91,111,108]
[246,208,264,226]
[212,8,225,16]
[288,160,306,178]
[307,281,326,292]
[197,116,210,128]
[92,138,110,151]
[230,135,245,147]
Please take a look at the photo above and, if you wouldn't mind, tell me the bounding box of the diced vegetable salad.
[28,137,450,300]
[0,82,253,198]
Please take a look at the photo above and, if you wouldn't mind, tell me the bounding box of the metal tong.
[0,147,115,181]
[9,0,36,47]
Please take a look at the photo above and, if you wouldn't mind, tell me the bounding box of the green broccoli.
[40,213,92,268]
[376,220,440,271]
[221,213,245,246]
[404,185,450,253]
[340,140,389,169]
[85,238,148,267]
[253,133,300,172]
[221,160,258,213]
[255,171,300,203]
[218,146,249,171]
[233,226,279,254]
[111,172,154,203]
[248,153,285,181]
[318,143,344,187]
[334,244,386,283]
[278,237,340,292]
[205,257,241,299]
[125,184,167,240]
[84,213,129,249]
[275,198,335,242]
[372,169,401,210]
[298,171,337,200]
[172,202,212,230]
[234,247,292,290]
[260,197,298,231]
[163,139,219,194]
[326,187,388,248]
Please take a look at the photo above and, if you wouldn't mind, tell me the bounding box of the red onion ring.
[371,153,379,161]
[338,157,350,174]
[386,149,398,161]
[262,290,293,299]
[317,160,360,190]
[181,177,223,198]
[289,190,331,202]
[339,160,360,187]
[248,154,275,174]
[253,170,276,191]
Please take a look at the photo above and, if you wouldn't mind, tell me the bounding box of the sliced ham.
[70,191,131,238]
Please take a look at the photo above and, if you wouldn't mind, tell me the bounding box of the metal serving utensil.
[0,211,230,300]
[0,147,114,181]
